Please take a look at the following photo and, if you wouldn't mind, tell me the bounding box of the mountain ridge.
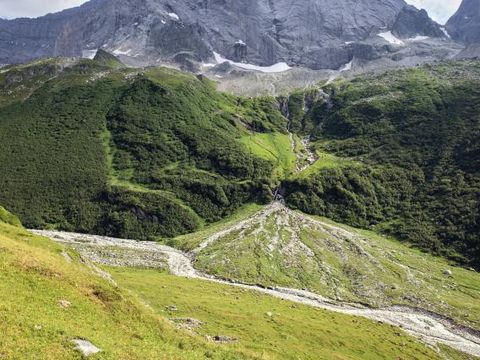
[0,0,454,71]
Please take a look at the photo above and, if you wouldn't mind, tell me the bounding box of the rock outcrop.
[392,5,445,38]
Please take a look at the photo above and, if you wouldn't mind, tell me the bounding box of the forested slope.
[0,58,285,239]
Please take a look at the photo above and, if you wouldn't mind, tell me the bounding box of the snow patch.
[82,49,98,59]
[339,60,353,72]
[378,31,404,46]
[168,13,180,21]
[235,40,246,46]
[113,48,132,56]
[407,36,430,42]
[440,27,451,39]
[213,52,291,73]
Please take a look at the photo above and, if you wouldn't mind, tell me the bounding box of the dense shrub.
[0,61,282,239]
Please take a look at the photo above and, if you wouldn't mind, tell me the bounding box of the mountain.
[391,5,445,38]
[0,0,453,70]
[446,0,480,45]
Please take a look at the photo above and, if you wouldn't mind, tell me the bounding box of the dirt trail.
[31,209,480,357]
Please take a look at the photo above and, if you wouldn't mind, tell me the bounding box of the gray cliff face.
[447,0,480,45]
[0,0,451,70]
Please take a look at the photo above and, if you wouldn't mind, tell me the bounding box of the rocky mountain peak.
[446,0,480,45]
[392,5,445,38]
[0,0,456,70]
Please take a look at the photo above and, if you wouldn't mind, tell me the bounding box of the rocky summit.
[0,0,456,70]
[447,0,480,45]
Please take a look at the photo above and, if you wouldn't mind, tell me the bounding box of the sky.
[0,0,463,24]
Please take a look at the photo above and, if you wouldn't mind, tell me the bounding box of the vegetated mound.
[283,59,480,269]
[178,202,480,328]
[0,58,287,240]
[93,49,124,68]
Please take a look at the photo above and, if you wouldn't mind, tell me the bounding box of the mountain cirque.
[0,0,461,71]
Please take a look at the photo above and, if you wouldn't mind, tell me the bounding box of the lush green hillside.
[1,56,480,269]
[0,58,287,240]
[285,60,480,268]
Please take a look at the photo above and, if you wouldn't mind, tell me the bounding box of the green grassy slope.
[0,206,22,227]
[111,268,442,360]
[0,210,258,359]
[0,58,287,240]
[0,208,449,360]
[285,60,480,268]
[239,133,296,180]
